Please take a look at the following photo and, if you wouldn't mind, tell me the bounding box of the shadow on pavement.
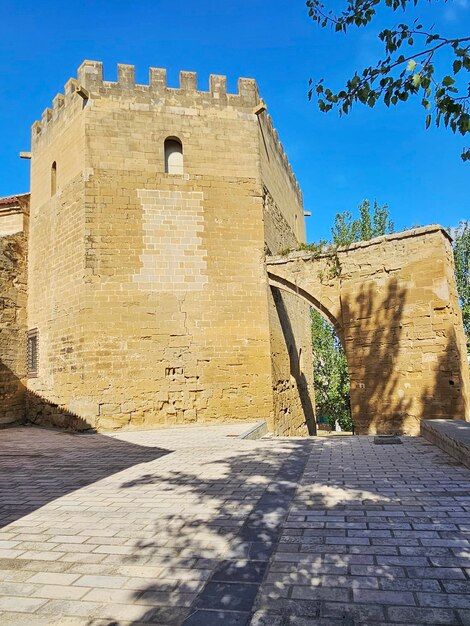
[0,425,171,528]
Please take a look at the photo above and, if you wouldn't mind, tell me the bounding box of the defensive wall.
[0,61,468,436]
[267,225,470,435]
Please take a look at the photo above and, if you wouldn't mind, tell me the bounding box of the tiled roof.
[0,193,29,206]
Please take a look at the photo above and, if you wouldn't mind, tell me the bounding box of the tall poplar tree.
[452,221,469,345]
[312,199,393,430]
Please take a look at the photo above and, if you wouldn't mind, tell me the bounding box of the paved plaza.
[0,424,469,625]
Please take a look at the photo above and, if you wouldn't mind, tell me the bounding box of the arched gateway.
[267,225,470,435]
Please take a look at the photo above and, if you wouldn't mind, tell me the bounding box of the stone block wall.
[27,61,292,431]
[0,194,29,237]
[4,62,466,439]
[340,227,469,434]
[267,226,470,435]
[421,419,470,469]
[258,112,315,437]
[0,196,29,426]
[28,90,88,418]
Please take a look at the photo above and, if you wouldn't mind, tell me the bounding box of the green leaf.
[406,59,416,72]
[425,113,431,129]
[442,76,456,87]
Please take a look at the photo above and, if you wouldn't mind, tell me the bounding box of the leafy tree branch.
[451,221,470,343]
[307,0,470,160]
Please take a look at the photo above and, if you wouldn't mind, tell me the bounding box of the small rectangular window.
[27,329,38,377]
[51,161,57,196]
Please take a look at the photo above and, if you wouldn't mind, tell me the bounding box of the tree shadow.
[2,415,469,625]
[73,432,470,626]
[0,423,170,529]
[271,287,316,436]
[268,230,469,436]
[341,277,413,435]
[341,272,469,434]
[420,321,469,422]
[68,439,311,626]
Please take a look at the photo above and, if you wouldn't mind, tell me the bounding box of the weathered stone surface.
[421,419,470,468]
[267,226,470,435]
[0,195,29,427]
[22,60,312,435]
[0,60,468,438]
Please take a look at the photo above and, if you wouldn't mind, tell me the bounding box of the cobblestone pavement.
[0,425,469,626]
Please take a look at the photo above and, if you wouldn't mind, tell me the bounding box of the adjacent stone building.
[0,60,468,435]
[0,195,29,427]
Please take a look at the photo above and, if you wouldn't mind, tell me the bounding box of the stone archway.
[266,226,470,435]
[268,271,343,341]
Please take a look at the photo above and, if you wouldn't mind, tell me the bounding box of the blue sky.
[0,0,468,241]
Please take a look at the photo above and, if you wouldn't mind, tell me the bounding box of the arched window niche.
[164,137,183,175]
[51,161,57,196]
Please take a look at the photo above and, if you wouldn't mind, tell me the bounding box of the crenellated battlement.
[74,60,259,103]
[31,76,80,145]
[260,111,302,201]
[31,60,261,145]
[30,59,301,200]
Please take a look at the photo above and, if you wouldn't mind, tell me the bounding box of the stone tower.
[26,61,314,433]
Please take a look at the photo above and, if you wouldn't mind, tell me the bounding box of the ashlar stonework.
[5,61,312,436]
[268,226,470,435]
[0,60,468,435]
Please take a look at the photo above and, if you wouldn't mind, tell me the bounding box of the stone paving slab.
[421,419,470,469]
[0,425,469,625]
[253,435,470,626]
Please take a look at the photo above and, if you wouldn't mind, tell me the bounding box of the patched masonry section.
[135,190,207,293]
